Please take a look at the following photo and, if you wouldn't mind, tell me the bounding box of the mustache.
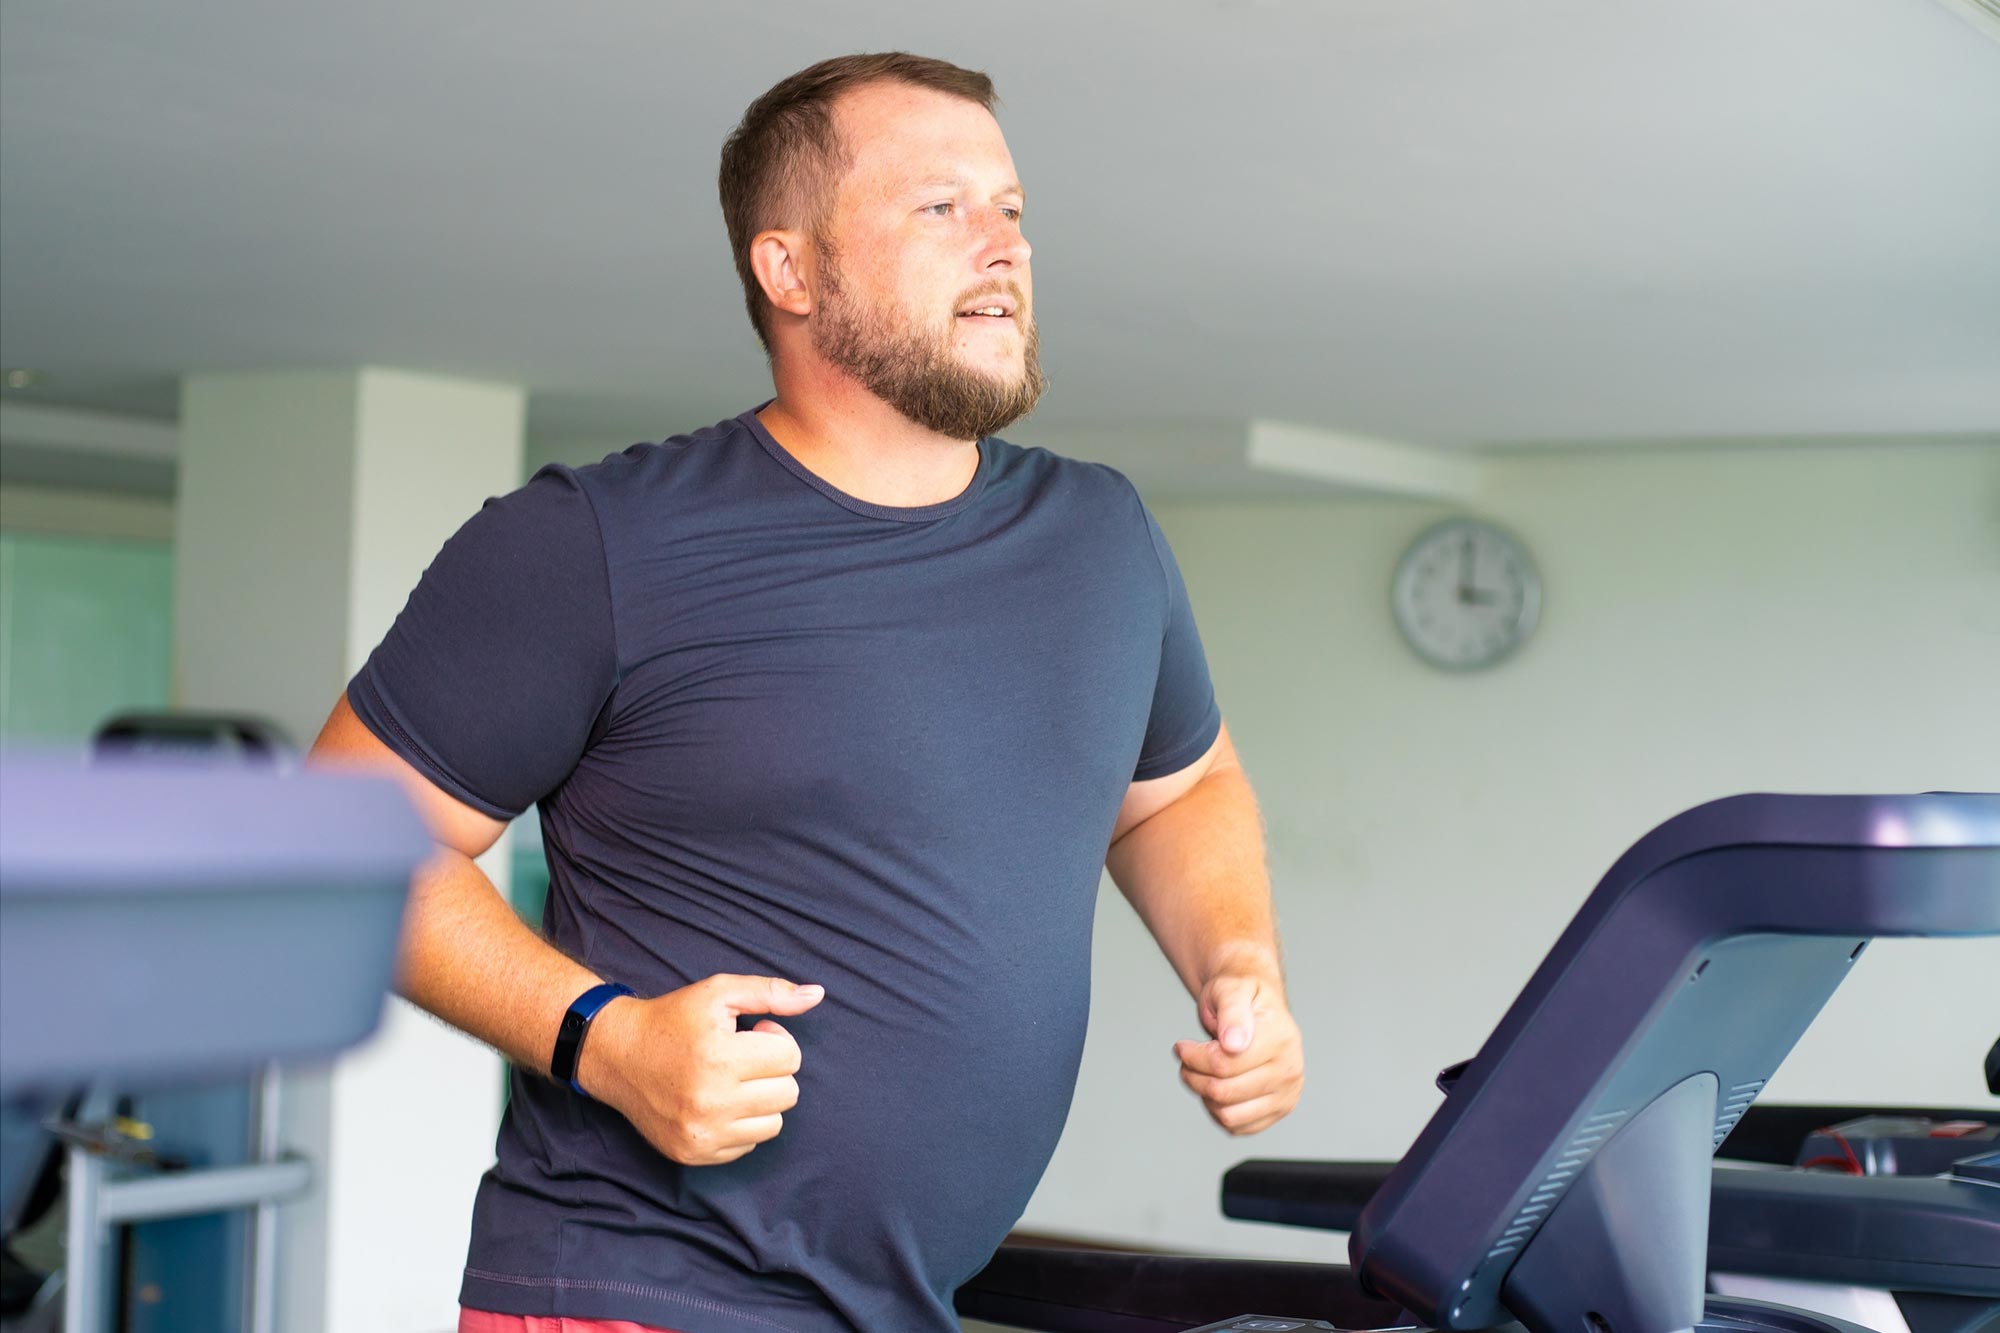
[954,281,1029,317]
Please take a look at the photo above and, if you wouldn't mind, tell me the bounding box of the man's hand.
[1173,971,1303,1136]
[578,974,824,1166]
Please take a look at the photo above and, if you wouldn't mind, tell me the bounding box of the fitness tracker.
[550,982,634,1095]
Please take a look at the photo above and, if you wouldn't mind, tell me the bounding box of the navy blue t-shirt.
[349,409,1220,1333]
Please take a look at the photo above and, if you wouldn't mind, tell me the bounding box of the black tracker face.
[1348,793,2000,1331]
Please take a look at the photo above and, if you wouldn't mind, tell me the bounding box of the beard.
[811,250,1047,441]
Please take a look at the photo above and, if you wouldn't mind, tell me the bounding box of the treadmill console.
[1346,793,1999,1333]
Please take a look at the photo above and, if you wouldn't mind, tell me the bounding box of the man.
[310,52,1304,1333]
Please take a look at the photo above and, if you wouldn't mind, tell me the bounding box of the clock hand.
[1458,538,1474,604]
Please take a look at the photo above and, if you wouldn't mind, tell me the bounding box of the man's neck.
[758,366,979,509]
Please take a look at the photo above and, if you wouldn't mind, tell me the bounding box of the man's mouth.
[955,293,1019,322]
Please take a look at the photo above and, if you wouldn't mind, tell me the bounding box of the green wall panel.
[0,531,175,740]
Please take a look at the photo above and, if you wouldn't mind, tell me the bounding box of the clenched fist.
[577,974,824,1166]
[1173,971,1304,1136]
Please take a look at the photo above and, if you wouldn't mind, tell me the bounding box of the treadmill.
[0,755,427,1098]
[0,754,430,1332]
[958,792,2000,1333]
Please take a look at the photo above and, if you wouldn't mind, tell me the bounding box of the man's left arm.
[1106,721,1304,1136]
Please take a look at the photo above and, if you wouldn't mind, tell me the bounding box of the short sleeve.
[347,465,618,819]
[1132,501,1222,781]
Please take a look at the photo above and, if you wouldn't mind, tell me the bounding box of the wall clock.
[1391,517,1542,671]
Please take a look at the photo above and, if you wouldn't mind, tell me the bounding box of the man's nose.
[979,215,1031,272]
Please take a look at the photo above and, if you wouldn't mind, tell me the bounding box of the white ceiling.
[2,0,1997,473]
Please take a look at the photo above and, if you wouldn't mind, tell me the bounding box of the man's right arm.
[308,693,821,1166]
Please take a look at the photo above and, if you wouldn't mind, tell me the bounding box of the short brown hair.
[718,53,997,352]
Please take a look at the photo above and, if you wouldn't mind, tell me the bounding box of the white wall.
[1019,439,2000,1261]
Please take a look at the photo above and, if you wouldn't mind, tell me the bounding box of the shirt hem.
[345,674,520,820]
[460,1268,810,1333]
[1132,705,1223,783]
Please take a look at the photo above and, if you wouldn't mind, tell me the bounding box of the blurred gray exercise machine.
[0,725,428,1333]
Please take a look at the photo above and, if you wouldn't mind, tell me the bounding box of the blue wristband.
[551,982,634,1095]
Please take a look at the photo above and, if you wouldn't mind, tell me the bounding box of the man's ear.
[750,229,814,321]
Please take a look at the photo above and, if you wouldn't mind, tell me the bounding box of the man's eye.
[1000,207,1022,222]
[922,202,954,217]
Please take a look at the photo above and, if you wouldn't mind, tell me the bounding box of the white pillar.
[175,367,525,1333]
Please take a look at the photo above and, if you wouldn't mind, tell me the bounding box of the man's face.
[809,81,1044,440]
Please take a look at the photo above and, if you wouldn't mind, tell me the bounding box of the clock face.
[1391,518,1541,670]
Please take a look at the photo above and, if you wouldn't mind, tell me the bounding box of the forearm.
[395,846,604,1075]
[1105,760,1282,998]
[396,845,821,1164]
